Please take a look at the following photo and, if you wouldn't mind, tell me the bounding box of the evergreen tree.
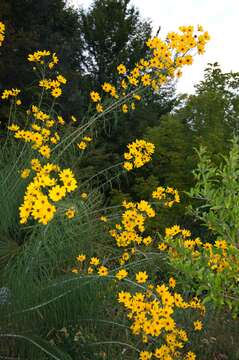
[0,0,83,122]
[77,0,176,198]
[79,0,152,84]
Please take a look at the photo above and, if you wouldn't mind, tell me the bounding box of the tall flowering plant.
[0,20,213,359]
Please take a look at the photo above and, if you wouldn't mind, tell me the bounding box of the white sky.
[68,0,238,94]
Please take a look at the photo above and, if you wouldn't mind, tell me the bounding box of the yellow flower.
[57,75,67,84]
[100,216,108,222]
[76,254,86,262]
[143,236,153,246]
[77,141,87,150]
[59,169,77,192]
[83,136,92,142]
[98,266,108,276]
[214,239,227,250]
[21,168,31,179]
[121,79,127,89]
[37,202,56,225]
[118,291,131,304]
[115,269,128,280]
[133,94,141,101]
[136,271,148,284]
[0,22,5,46]
[169,277,176,288]
[65,208,76,219]
[154,346,170,359]
[39,145,51,158]
[122,104,128,113]
[96,103,103,112]
[117,64,126,74]
[102,82,112,92]
[158,243,167,251]
[8,124,20,132]
[184,351,196,360]
[203,242,212,250]
[90,257,100,266]
[39,79,52,89]
[165,225,181,238]
[49,185,66,202]
[51,87,62,98]
[184,55,193,65]
[81,192,88,199]
[52,53,59,64]
[57,116,65,125]
[139,351,152,360]
[176,69,183,78]
[193,320,203,331]
[28,50,51,63]
[88,266,94,274]
[123,161,133,171]
[141,74,151,86]
[90,91,101,102]
[182,229,191,238]
[122,252,130,261]
[31,158,41,172]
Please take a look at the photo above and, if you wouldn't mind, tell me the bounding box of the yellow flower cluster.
[19,162,77,224]
[160,225,239,275]
[201,240,238,273]
[157,225,195,253]
[28,50,59,69]
[6,51,83,226]
[72,254,131,280]
[123,140,155,171]
[152,186,180,207]
[77,136,92,151]
[164,225,191,239]
[9,105,62,159]
[109,200,155,248]
[1,88,21,101]
[39,74,66,98]
[101,82,118,99]
[118,276,204,360]
[89,25,210,114]
[157,224,239,313]
[27,51,63,97]
[71,254,110,276]
[0,21,5,46]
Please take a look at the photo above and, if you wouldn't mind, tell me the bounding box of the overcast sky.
[68,0,238,94]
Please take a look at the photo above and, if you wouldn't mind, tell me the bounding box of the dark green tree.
[0,0,84,122]
[136,63,239,232]
[79,0,152,84]
[76,0,176,200]
[144,63,239,192]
